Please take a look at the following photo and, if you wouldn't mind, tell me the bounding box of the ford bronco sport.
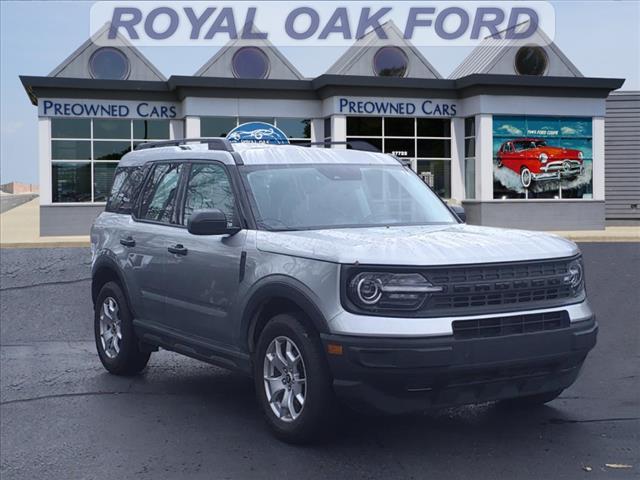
[91,139,597,443]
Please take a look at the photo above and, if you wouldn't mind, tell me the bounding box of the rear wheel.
[94,281,150,376]
[500,389,563,408]
[254,313,337,444]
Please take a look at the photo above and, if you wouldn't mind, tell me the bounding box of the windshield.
[513,140,546,151]
[241,164,456,231]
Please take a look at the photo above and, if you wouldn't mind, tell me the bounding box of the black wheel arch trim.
[240,275,331,353]
[91,254,137,318]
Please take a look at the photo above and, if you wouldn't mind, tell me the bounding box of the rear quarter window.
[105,166,145,214]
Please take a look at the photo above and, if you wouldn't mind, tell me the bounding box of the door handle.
[168,244,188,256]
[120,236,136,247]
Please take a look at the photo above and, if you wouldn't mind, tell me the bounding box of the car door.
[123,162,185,325]
[161,161,247,346]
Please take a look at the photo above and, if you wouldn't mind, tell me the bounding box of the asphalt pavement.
[0,244,638,479]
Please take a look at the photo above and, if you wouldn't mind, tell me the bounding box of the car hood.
[542,146,582,157]
[255,224,578,266]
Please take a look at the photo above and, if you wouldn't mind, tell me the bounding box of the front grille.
[422,257,580,314]
[452,311,570,339]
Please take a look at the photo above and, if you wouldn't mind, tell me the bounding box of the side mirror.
[450,205,466,223]
[187,209,239,236]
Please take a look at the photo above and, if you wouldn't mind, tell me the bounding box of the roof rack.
[134,138,234,152]
[302,140,381,153]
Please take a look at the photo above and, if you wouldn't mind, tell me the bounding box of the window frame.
[132,159,249,231]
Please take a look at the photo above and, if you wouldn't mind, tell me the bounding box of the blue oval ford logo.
[226,122,290,145]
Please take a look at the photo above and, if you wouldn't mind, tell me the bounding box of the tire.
[500,389,563,408]
[94,281,151,376]
[254,313,338,444]
[520,166,533,188]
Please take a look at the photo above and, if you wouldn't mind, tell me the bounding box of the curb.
[1,240,91,249]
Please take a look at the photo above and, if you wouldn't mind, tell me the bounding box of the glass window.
[106,166,145,214]
[347,117,382,136]
[139,164,183,223]
[384,138,415,158]
[238,117,275,126]
[181,163,236,226]
[94,119,131,139]
[93,163,119,202]
[346,138,382,152]
[417,139,451,158]
[276,118,311,139]
[243,164,455,231]
[417,119,451,137]
[373,47,408,77]
[232,47,270,79]
[323,117,332,142]
[201,117,238,138]
[89,47,130,80]
[52,162,91,203]
[385,117,414,136]
[417,160,451,198]
[94,141,131,161]
[52,140,91,160]
[133,120,170,140]
[52,119,90,138]
[464,117,475,137]
[515,46,548,76]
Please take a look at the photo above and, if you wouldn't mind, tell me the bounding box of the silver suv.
[91,139,597,443]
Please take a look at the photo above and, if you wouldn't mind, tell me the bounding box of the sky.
[1,0,639,184]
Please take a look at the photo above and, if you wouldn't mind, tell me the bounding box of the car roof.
[118,142,399,168]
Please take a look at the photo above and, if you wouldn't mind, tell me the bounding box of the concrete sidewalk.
[0,198,89,248]
[1,198,638,248]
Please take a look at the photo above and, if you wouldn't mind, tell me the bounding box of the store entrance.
[345,116,452,198]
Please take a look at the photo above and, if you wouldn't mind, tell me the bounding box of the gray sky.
[1,0,639,184]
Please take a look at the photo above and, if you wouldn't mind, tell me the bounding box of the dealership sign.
[227,122,290,145]
[91,1,556,47]
[333,97,456,117]
[39,99,181,119]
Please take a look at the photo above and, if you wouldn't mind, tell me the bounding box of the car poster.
[493,116,593,199]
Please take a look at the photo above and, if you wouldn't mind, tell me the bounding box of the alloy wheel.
[263,336,307,422]
[99,296,122,359]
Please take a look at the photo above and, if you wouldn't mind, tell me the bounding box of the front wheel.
[520,167,533,188]
[94,281,151,376]
[254,313,337,444]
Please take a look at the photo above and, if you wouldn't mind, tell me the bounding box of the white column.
[38,117,52,205]
[450,117,465,202]
[310,118,324,143]
[184,116,201,138]
[331,115,346,148]
[170,119,184,140]
[592,116,605,200]
[476,114,494,201]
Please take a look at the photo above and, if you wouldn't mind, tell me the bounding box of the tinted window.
[232,47,270,79]
[138,164,183,223]
[133,120,170,140]
[373,47,408,77]
[182,164,236,226]
[276,118,311,139]
[89,47,130,80]
[93,163,118,202]
[52,163,91,202]
[52,140,91,160]
[106,166,145,214]
[201,117,238,138]
[51,119,90,138]
[347,117,382,136]
[94,119,131,139]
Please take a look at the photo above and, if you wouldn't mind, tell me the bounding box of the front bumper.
[321,316,597,414]
[534,160,584,181]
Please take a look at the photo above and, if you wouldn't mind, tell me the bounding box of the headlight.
[564,258,585,293]
[539,153,548,163]
[348,272,441,311]
[578,152,584,160]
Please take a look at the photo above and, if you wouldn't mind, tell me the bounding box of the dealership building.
[20,22,638,235]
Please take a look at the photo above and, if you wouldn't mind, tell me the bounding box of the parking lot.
[1,243,638,479]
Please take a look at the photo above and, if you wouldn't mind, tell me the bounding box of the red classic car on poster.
[496,138,584,188]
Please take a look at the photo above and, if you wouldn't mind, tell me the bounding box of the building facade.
[21,23,631,235]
